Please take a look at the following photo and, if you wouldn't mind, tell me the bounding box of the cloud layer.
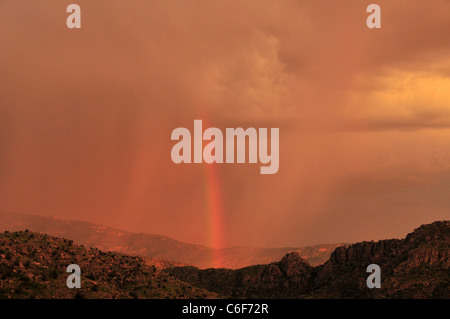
[1,1,450,247]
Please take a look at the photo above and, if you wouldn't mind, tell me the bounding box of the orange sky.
[1,1,450,248]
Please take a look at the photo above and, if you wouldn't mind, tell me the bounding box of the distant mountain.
[0,211,342,268]
[167,221,450,298]
[0,230,217,299]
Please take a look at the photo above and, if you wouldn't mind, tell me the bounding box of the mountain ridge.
[167,220,450,298]
[0,211,343,268]
[0,220,447,298]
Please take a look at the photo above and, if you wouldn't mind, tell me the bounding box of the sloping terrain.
[0,230,217,299]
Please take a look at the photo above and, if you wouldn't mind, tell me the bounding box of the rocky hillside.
[168,252,314,298]
[0,211,342,268]
[0,221,447,299]
[167,221,450,298]
[0,230,217,299]
[312,220,449,298]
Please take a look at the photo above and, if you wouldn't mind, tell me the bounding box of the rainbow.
[204,161,224,268]
[199,115,224,268]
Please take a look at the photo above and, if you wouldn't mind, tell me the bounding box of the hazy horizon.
[0,208,442,250]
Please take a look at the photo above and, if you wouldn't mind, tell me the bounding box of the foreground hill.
[0,211,342,268]
[0,231,217,299]
[167,221,450,298]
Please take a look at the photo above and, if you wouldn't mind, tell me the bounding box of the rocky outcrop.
[328,239,405,264]
[167,252,313,298]
[310,221,449,298]
[168,221,450,298]
[279,252,311,276]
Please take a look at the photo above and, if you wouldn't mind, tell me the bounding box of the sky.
[0,0,450,248]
